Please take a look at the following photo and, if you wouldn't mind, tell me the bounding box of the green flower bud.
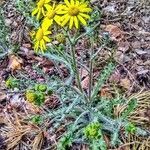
[26,90,37,103]
[47,88,53,95]
[31,115,43,125]
[125,123,137,134]
[34,92,45,106]
[38,84,47,92]
[35,84,47,92]
[56,33,66,44]
[34,84,39,91]
[5,77,19,89]
[84,121,102,140]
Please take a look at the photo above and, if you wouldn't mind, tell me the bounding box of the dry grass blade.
[128,90,150,128]
[115,90,150,128]
[120,134,150,150]
[115,90,150,150]
[32,131,44,150]
[1,110,43,150]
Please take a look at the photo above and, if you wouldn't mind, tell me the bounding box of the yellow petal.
[42,18,52,30]
[54,16,62,25]
[62,5,69,11]
[56,4,64,11]
[64,0,70,7]
[69,17,74,29]
[80,8,92,13]
[32,8,38,16]
[57,10,68,14]
[75,1,80,6]
[79,13,90,19]
[44,4,52,10]
[34,41,40,51]
[79,3,88,9]
[42,7,45,16]
[74,16,79,29]
[52,3,55,9]
[44,31,52,35]
[37,9,41,20]
[61,14,70,26]
[43,36,51,42]
[70,0,74,5]
[78,15,87,25]
[40,39,46,50]
[45,0,51,3]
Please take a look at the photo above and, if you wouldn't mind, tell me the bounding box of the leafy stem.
[70,43,83,93]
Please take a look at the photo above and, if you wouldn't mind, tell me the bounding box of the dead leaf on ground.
[0,92,7,101]
[100,86,113,98]
[118,41,130,52]
[0,115,5,124]
[120,78,131,89]
[105,24,124,41]
[79,68,89,90]
[8,55,23,71]
[114,51,131,63]
[79,68,89,79]
[0,0,5,6]
[109,71,121,83]
[81,76,89,90]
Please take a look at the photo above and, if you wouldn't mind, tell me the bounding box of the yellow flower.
[34,22,51,52]
[43,3,63,26]
[57,0,92,29]
[32,0,51,20]
[26,90,37,103]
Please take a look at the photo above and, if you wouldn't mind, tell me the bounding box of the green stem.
[75,22,100,42]
[70,44,83,93]
[65,29,89,102]
[88,37,94,101]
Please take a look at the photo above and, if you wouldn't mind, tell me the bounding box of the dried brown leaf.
[105,24,124,41]
[8,55,23,71]
[120,78,131,89]
[81,76,89,90]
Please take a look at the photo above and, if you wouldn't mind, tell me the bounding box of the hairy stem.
[88,37,94,101]
[70,44,83,93]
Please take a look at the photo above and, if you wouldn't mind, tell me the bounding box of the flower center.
[38,0,45,8]
[47,11,56,19]
[68,6,79,16]
[36,28,43,41]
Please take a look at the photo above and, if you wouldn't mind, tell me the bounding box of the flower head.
[84,121,102,140]
[35,84,47,92]
[34,22,51,52]
[43,3,63,26]
[26,90,37,103]
[125,123,137,134]
[32,0,51,20]
[25,90,45,106]
[57,0,92,29]
[5,77,19,89]
[56,33,66,43]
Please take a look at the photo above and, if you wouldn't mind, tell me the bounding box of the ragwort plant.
[18,0,150,149]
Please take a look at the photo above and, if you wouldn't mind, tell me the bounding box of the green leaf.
[91,62,116,99]
[31,115,43,125]
[42,53,74,85]
[121,98,137,118]
[57,133,73,150]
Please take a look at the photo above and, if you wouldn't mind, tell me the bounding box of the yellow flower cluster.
[32,0,92,52]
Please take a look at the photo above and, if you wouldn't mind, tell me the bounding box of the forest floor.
[0,0,150,150]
